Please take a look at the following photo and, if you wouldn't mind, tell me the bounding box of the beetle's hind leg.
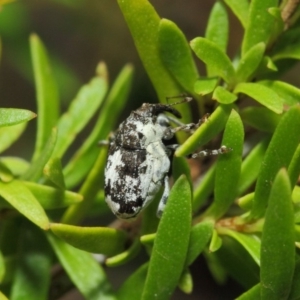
[156,175,170,218]
[189,145,232,158]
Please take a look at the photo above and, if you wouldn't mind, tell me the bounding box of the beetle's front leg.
[156,175,170,218]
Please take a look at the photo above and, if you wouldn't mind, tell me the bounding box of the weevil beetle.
[104,98,231,220]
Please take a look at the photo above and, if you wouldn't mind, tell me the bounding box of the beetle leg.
[156,175,170,218]
[170,113,209,134]
[190,145,232,158]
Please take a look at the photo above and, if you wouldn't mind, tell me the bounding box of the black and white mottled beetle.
[104,98,231,220]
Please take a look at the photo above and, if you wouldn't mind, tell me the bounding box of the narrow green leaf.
[190,37,236,85]
[260,169,295,299]
[10,223,51,300]
[52,71,107,159]
[192,163,215,212]
[0,291,8,300]
[215,237,260,288]
[158,18,199,94]
[272,41,300,60]
[50,223,126,256]
[47,233,116,300]
[178,268,193,294]
[185,220,214,267]
[238,192,254,211]
[218,228,261,265]
[0,162,13,182]
[203,110,244,219]
[234,82,283,114]
[0,123,27,154]
[172,156,192,189]
[258,80,300,106]
[212,86,237,104]
[223,0,249,28]
[106,239,141,267]
[205,1,228,52]
[21,127,57,182]
[241,106,281,132]
[242,0,279,55]
[0,251,4,282]
[43,157,65,189]
[288,145,300,188]
[63,64,133,188]
[194,77,218,95]
[175,104,231,157]
[61,147,107,225]
[0,180,49,230]
[289,258,300,300]
[0,157,29,177]
[238,138,269,195]
[142,175,191,300]
[236,283,260,299]
[117,0,191,124]
[205,1,229,76]
[250,106,300,219]
[30,34,59,161]
[23,181,82,209]
[236,42,266,83]
[209,229,222,252]
[117,263,148,300]
[0,109,36,127]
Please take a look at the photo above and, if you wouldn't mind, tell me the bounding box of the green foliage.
[1,0,300,299]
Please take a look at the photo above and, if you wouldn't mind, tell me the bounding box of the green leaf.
[236,284,260,300]
[0,291,8,300]
[117,0,191,125]
[212,86,237,104]
[205,1,229,76]
[203,110,244,219]
[63,64,133,188]
[185,220,214,267]
[142,175,191,300]
[190,37,236,85]
[258,80,300,106]
[192,164,215,212]
[61,147,107,225]
[106,239,141,267]
[117,263,148,300]
[23,181,82,209]
[241,106,281,133]
[10,223,51,300]
[288,145,300,188]
[0,123,27,154]
[205,1,228,52]
[272,41,300,60]
[260,169,295,299]
[158,18,199,94]
[52,70,107,159]
[215,237,260,288]
[209,229,222,252]
[21,127,57,182]
[0,162,13,182]
[178,268,193,294]
[234,82,283,114]
[242,0,279,55]
[0,251,4,283]
[175,104,231,157]
[194,77,218,96]
[0,109,36,127]
[218,228,261,265]
[236,42,266,83]
[30,34,59,161]
[0,180,49,230]
[47,232,116,300]
[238,138,269,195]
[289,258,300,300]
[43,157,65,189]
[171,156,192,190]
[223,0,249,28]
[250,106,300,219]
[50,223,126,256]
[0,157,29,177]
